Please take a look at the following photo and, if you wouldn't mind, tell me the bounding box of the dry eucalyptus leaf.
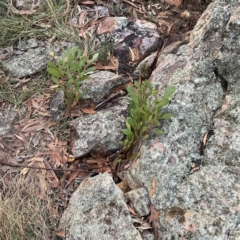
[81,108,96,114]
[81,1,95,4]
[149,205,160,224]
[148,178,156,198]
[165,0,182,7]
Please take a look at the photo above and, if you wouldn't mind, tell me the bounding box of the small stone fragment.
[125,187,150,216]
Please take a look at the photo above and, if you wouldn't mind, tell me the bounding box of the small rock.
[125,188,150,216]
[49,91,65,119]
[0,109,18,136]
[81,71,129,104]
[134,52,157,79]
[60,173,142,240]
[2,47,49,78]
[1,39,75,78]
[70,98,128,158]
[14,0,43,10]
[135,19,158,30]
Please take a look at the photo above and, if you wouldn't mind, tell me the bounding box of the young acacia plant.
[47,47,98,116]
[121,80,175,160]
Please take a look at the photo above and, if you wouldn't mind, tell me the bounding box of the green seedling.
[47,47,98,116]
[121,80,175,160]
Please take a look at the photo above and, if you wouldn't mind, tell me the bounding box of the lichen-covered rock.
[60,173,141,240]
[125,0,240,239]
[2,47,49,78]
[1,39,74,78]
[81,71,129,104]
[125,188,150,217]
[70,99,128,158]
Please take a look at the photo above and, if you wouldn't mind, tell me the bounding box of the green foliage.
[121,80,175,160]
[47,47,98,116]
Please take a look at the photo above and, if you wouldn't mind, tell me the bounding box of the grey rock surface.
[2,47,49,78]
[60,173,141,240]
[1,39,74,78]
[125,188,150,217]
[49,91,65,119]
[81,71,129,104]
[125,0,240,239]
[71,99,128,158]
[0,109,18,136]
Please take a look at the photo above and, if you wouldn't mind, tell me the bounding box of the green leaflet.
[159,113,172,119]
[145,80,153,91]
[153,129,163,135]
[136,106,147,115]
[134,81,141,88]
[51,76,60,85]
[122,129,133,141]
[163,86,176,98]
[47,62,58,69]
[88,53,99,65]
[155,98,169,108]
[47,68,63,77]
[127,118,137,131]
[85,66,96,73]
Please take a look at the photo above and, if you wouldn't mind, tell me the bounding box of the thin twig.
[94,91,126,110]
[0,160,91,172]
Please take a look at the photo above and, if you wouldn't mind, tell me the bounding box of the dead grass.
[0,0,112,62]
[0,70,51,108]
[0,81,34,107]
[0,0,82,47]
[0,174,59,240]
